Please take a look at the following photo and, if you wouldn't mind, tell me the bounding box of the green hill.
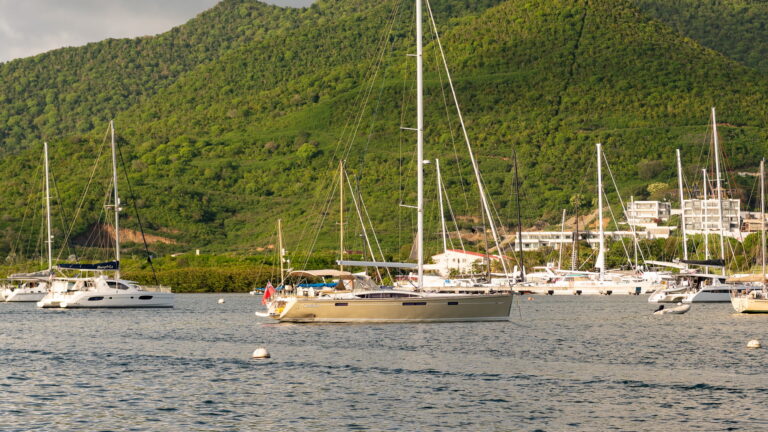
[1,0,768,263]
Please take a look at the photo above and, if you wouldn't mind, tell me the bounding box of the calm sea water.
[1,294,767,431]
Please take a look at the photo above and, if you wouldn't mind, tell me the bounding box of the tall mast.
[596,143,605,280]
[110,120,121,280]
[436,159,448,254]
[339,159,344,272]
[760,159,765,286]
[278,218,285,282]
[415,0,424,289]
[513,146,525,282]
[572,200,579,271]
[44,142,53,270]
[676,149,688,260]
[711,107,726,276]
[558,209,566,270]
[631,196,638,269]
[703,169,709,262]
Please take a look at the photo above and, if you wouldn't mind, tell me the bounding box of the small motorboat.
[653,303,691,315]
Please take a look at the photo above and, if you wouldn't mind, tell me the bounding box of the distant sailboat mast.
[110,120,121,281]
[596,143,605,281]
[339,159,345,272]
[703,168,709,264]
[415,0,425,289]
[761,159,766,288]
[676,149,688,261]
[711,107,727,276]
[44,141,53,271]
[558,209,566,270]
[436,159,448,255]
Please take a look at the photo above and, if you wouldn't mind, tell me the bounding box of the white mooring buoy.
[252,347,271,359]
[217,298,225,304]
[747,339,762,349]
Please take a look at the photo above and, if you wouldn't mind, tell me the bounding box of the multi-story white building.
[427,249,503,277]
[682,199,741,237]
[510,229,672,252]
[625,200,671,228]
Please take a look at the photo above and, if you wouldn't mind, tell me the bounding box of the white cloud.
[0,0,313,63]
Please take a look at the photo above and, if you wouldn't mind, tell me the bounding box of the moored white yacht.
[730,159,768,313]
[4,142,56,303]
[36,121,174,309]
[3,278,49,302]
[37,274,172,309]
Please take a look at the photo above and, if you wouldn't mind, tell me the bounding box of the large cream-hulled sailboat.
[260,0,512,323]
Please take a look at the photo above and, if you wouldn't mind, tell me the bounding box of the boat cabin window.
[355,292,420,299]
[107,281,131,290]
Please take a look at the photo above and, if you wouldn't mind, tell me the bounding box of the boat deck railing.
[142,285,173,293]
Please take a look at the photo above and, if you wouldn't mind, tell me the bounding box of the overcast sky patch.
[0,0,312,63]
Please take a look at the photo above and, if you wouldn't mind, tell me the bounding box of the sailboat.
[260,0,512,322]
[523,143,663,295]
[3,142,55,303]
[730,159,768,313]
[675,108,748,303]
[37,121,173,309]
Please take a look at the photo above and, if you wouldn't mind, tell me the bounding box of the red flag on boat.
[262,281,276,304]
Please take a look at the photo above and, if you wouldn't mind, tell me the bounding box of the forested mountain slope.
[1,0,767,261]
[632,0,768,72]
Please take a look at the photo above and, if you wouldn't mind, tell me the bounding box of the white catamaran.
[3,142,55,303]
[260,0,512,322]
[37,121,173,309]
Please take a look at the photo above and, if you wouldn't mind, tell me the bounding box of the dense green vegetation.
[632,0,768,72]
[2,0,768,277]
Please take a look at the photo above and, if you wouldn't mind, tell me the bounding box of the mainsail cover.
[680,259,725,267]
[8,269,54,279]
[56,261,119,271]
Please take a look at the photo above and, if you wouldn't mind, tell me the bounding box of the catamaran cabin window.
[107,281,131,290]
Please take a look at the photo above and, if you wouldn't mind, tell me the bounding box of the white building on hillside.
[427,249,502,277]
[511,229,673,252]
[626,200,671,228]
[682,198,741,237]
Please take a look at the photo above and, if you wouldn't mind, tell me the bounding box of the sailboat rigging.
[259,0,512,322]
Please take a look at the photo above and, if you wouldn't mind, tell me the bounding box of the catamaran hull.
[37,291,174,308]
[527,283,660,296]
[4,290,47,302]
[731,296,768,313]
[273,295,513,323]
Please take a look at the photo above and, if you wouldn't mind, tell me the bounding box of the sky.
[0,0,313,63]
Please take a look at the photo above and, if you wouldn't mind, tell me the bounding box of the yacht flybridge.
[36,121,174,309]
[260,0,512,322]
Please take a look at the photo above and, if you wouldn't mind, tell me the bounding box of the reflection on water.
[1,295,767,431]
